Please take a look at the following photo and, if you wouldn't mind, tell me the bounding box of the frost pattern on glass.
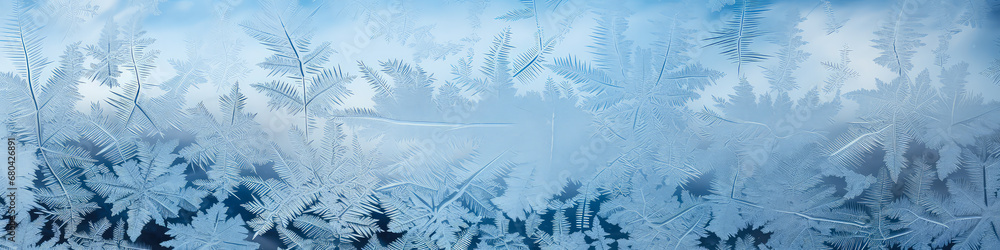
[2,0,1000,249]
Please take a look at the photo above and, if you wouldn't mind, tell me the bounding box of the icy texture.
[2,0,1000,249]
